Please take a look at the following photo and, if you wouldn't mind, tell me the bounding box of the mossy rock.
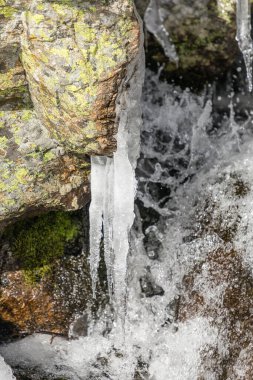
[3,211,79,284]
[0,207,109,339]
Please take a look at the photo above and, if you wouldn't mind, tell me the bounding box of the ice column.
[144,0,178,64]
[89,156,107,298]
[89,8,145,325]
[236,0,253,91]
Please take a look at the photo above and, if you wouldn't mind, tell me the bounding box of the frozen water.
[236,0,253,91]
[144,0,178,63]
[89,156,108,298]
[89,6,145,327]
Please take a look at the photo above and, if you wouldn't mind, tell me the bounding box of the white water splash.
[236,0,253,91]
[144,0,178,63]
[0,355,15,380]
[89,8,145,327]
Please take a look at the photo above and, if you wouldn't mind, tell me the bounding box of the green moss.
[5,211,79,284]
[0,5,16,19]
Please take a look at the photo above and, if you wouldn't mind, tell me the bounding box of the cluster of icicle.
[89,10,145,327]
[236,0,253,91]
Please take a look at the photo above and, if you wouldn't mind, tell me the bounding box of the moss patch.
[4,211,79,284]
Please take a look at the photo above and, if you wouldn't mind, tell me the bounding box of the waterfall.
[236,0,253,91]
[144,0,178,64]
[89,7,145,327]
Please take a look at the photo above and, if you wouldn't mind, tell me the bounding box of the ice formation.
[144,0,178,63]
[89,8,145,325]
[0,355,15,380]
[236,0,253,91]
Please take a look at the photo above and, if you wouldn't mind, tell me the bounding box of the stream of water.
[2,66,253,379]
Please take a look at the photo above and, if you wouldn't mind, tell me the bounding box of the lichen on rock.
[0,109,90,226]
[0,0,141,225]
[21,0,140,155]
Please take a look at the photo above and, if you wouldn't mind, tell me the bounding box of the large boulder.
[21,0,141,155]
[0,0,142,225]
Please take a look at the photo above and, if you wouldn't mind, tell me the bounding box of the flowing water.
[2,68,253,379]
[1,1,253,379]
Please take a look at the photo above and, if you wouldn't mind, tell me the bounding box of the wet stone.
[140,272,164,297]
[143,226,161,260]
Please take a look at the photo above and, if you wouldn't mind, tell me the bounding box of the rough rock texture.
[0,207,107,340]
[21,0,140,155]
[0,109,90,227]
[136,0,238,85]
[0,0,141,225]
[176,170,253,379]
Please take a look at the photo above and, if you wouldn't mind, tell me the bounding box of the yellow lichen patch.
[16,167,29,185]
[27,11,45,24]
[0,136,8,150]
[74,22,96,43]
[217,0,236,23]
[0,5,16,19]
[37,3,45,11]
[0,68,25,92]
[21,110,33,122]
[51,2,78,18]
[50,46,71,60]
[43,151,56,162]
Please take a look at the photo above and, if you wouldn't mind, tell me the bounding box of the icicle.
[103,158,114,300]
[89,5,145,326]
[236,0,253,91]
[112,6,145,327]
[144,0,178,64]
[89,156,107,298]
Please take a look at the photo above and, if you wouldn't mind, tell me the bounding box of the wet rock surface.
[177,181,253,378]
[140,270,164,297]
[13,368,71,380]
[0,207,107,341]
